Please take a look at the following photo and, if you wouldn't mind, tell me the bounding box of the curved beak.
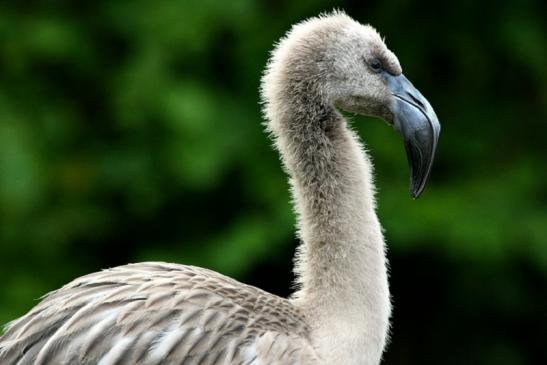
[386,74,441,198]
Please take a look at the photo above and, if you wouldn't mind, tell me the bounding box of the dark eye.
[368,58,383,73]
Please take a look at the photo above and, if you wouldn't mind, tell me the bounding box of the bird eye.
[368,58,383,73]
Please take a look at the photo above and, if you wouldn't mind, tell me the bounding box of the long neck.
[269,92,391,364]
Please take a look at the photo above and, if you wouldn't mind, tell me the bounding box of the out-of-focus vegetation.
[0,0,545,363]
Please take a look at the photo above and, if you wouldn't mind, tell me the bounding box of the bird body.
[0,263,319,364]
[0,11,439,365]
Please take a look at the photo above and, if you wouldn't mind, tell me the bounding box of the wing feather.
[0,262,319,364]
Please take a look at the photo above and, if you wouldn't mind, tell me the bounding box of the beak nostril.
[407,92,425,109]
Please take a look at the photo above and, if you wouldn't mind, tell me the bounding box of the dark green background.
[0,1,545,364]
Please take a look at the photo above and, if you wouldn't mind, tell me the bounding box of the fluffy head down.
[261,11,402,134]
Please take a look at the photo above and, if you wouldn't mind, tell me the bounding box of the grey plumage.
[0,263,318,364]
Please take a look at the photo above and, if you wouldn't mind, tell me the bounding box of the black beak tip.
[410,184,425,199]
[405,139,433,200]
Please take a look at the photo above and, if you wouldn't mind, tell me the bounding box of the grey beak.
[386,74,441,198]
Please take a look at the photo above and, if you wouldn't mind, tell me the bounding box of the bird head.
[264,11,441,198]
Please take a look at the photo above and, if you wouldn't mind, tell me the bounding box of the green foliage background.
[0,0,545,363]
